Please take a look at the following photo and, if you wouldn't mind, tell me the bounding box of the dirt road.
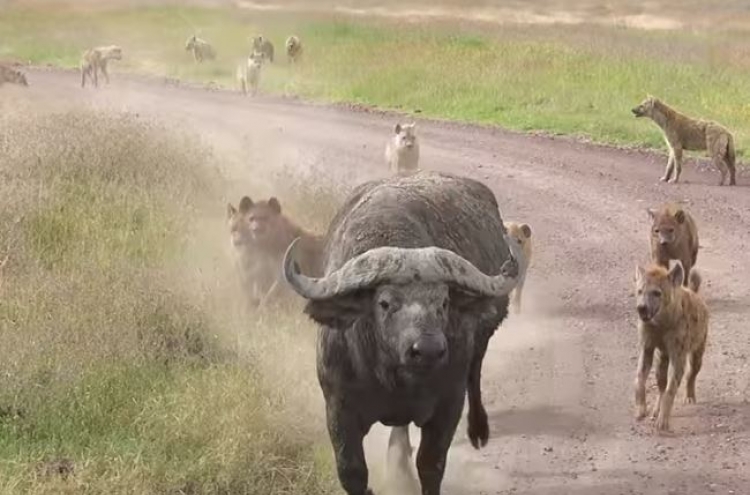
[12,68,750,494]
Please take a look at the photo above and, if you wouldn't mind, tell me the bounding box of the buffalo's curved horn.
[283,237,519,301]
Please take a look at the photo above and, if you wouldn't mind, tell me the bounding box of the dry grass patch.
[0,107,338,495]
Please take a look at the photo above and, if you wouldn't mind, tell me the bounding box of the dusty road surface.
[9,68,750,495]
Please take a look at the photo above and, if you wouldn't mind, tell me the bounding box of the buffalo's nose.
[406,333,448,367]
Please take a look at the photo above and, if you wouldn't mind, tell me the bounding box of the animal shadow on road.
[703,296,750,316]
[450,405,597,446]
[671,400,750,437]
[542,301,624,322]
[488,405,597,437]
[509,467,749,495]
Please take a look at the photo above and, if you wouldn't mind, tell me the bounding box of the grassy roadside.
[0,106,339,494]
[3,4,750,159]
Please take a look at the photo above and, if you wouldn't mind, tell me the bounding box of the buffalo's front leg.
[325,401,373,495]
[467,327,492,448]
[417,396,464,495]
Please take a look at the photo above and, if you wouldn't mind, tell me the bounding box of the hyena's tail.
[688,269,702,294]
[726,134,737,185]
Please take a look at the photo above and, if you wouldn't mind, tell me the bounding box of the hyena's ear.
[674,209,685,224]
[668,260,685,287]
[635,264,645,283]
[239,196,254,213]
[268,197,282,214]
[394,123,402,134]
[227,203,237,219]
[520,223,532,238]
[646,208,657,220]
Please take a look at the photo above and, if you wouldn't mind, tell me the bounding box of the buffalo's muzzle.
[405,333,448,368]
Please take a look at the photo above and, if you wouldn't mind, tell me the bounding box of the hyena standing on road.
[632,95,737,186]
[504,221,533,313]
[285,35,303,64]
[251,35,275,63]
[237,51,263,96]
[385,123,420,175]
[0,64,28,87]
[634,260,709,434]
[80,45,123,88]
[185,35,216,63]
[647,203,699,287]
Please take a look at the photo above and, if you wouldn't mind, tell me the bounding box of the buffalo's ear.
[303,292,371,328]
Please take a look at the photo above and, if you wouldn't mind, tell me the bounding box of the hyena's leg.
[80,66,87,88]
[92,62,99,88]
[100,60,110,84]
[668,146,684,184]
[661,148,675,182]
[685,343,705,404]
[512,271,527,314]
[635,346,655,420]
[711,134,730,186]
[651,350,669,419]
[655,348,686,433]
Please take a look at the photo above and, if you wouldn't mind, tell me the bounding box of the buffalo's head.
[283,240,519,374]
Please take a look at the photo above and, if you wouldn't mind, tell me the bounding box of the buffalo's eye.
[442,298,449,311]
[379,300,390,311]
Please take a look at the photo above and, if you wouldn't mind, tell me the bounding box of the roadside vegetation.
[2,3,750,157]
[0,106,339,495]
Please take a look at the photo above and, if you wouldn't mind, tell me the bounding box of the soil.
[9,68,750,495]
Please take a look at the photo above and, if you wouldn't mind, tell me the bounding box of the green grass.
[0,107,338,494]
[3,4,750,158]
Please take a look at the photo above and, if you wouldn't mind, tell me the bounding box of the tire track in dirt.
[8,68,750,494]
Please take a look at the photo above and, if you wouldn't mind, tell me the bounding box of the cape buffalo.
[283,171,520,495]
